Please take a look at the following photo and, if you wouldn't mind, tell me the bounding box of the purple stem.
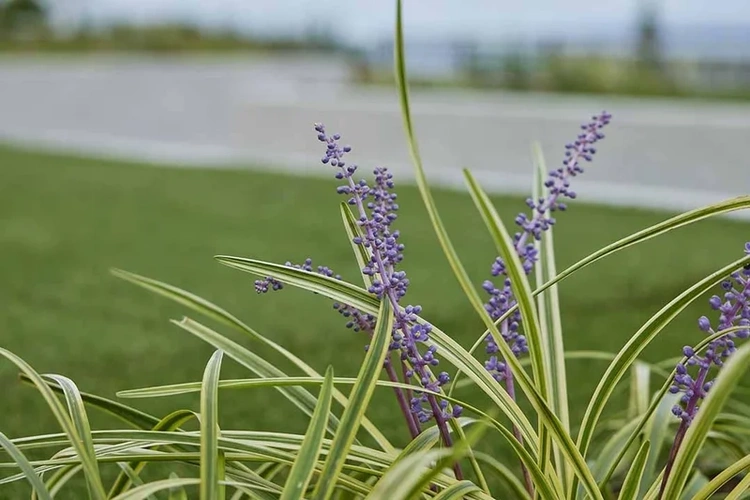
[400,361,418,426]
[493,313,534,497]
[657,366,708,499]
[384,356,421,439]
[505,369,535,497]
[344,170,463,479]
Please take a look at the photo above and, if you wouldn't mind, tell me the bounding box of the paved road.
[1,56,749,217]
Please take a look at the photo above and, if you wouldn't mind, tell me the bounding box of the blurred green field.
[1,144,748,496]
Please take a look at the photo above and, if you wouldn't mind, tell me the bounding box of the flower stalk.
[316,124,462,478]
[257,124,463,479]
[658,244,750,499]
[481,111,612,496]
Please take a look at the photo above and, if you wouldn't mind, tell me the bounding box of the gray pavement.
[0,56,749,217]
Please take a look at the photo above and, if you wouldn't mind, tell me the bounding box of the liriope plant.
[3,1,750,499]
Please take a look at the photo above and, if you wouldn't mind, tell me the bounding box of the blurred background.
[1,1,750,495]
[0,0,749,210]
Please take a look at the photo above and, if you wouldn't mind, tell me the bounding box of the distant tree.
[635,0,663,72]
[0,0,48,38]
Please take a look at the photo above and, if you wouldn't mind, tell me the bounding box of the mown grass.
[1,144,748,497]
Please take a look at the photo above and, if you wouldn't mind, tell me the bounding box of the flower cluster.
[254,259,338,292]
[256,124,459,433]
[316,123,456,424]
[334,301,377,334]
[255,260,377,333]
[254,258,320,293]
[482,112,612,382]
[254,276,283,293]
[670,242,750,423]
[515,111,611,270]
[482,271,527,382]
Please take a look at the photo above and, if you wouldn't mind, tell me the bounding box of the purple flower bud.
[698,316,711,332]
[738,318,750,338]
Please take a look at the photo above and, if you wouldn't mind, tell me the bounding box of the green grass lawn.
[1,144,748,496]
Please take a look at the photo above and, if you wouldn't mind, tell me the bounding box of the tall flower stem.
[483,112,611,496]
[348,176,462,478]
[660,251,750,499]
[384,356,421,439]
[657,367,707,499]
[317,125,463,479]
[504,145,568,498]
[498,313,534,497]
[505,370,534,496]
[401,361,416,410]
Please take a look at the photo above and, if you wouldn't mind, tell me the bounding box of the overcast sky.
[54,1,749,43]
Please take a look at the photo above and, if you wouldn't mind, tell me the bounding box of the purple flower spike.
[482,112,612,381]
[670,250,750,423]
[477,112,612,499]
[257,125,464,458]
[517,111,611,268]
[660,242,750,498]
[314,124,462,476]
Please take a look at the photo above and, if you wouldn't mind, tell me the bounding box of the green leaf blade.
[108,409,197,497]
[111,268,393,454]
[618,440,650,500]
[392,2,599,497]
[281,366,335,500]
[0,431,52,500]
[111,478,200,500]
[0,348,107,500]
[40,374,103,499]
[201,350,225,500]
[312,299,394,500]
[532,142,570,489]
